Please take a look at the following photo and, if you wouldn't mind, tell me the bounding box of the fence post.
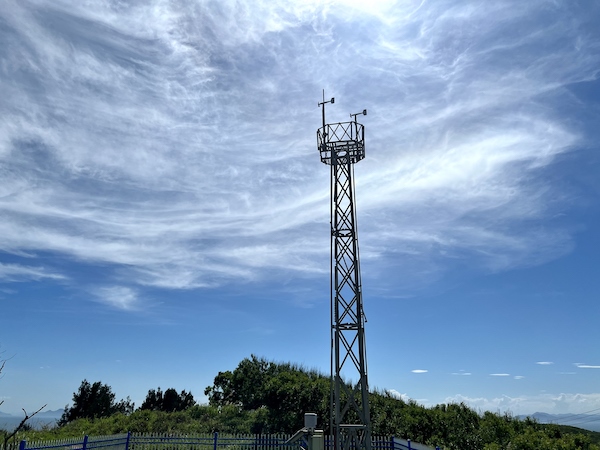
[125,432,131,450]
[406,439,411,450]
[82,435,89,450]
[19,440,27,450]
[213,432,218,450]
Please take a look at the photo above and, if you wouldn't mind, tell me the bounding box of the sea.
[0,415,60,431]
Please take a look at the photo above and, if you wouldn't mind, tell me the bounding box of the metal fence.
[17,434,130,450]
[14,433,439,450]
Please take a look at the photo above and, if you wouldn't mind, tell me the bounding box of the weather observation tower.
[317,93,371,450]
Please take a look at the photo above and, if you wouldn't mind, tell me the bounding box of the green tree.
[262,368,330,433]
[204,371,235,405]
[59,380,133,426]
[140,388,161,411]
[507,425,596,450]
[429,402,481,450]
[139,387,195,412]
[479,411,517,448]
[204,355,275,409]
[204,355,331,433]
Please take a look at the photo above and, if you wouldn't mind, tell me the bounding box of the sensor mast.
[317,92,371,450]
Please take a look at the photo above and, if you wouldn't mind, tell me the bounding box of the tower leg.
[330,152,371,450]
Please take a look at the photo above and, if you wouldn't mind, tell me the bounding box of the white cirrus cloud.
[0,0,598,309]
[490,373,511,377]
[575,363,600,369]
[93,286,140,311]
[0,263,66,282]
[412,369,428,374]
[536,361,554,365]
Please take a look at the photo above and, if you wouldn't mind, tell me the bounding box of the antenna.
[316,95,371,450]
[318,89,335,133]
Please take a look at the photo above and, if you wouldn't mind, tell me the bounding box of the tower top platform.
[317,121,365,165]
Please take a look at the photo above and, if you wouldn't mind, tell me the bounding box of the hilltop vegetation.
[4,355,600,450]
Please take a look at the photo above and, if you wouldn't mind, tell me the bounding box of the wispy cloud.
[92,286,140,311]
[412,369,428,374]
[490,373,511,377]
[0,0,598,307]
[575,363,600,369]
[451,370,472,376]
[0,263,66,282]
[536,361,554,365]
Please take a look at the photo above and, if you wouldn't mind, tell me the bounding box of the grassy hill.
[4,356,600,450]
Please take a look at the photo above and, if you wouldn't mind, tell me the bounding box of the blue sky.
[1,0,600,424]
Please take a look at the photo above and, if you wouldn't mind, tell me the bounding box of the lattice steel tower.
[317,93,371,450]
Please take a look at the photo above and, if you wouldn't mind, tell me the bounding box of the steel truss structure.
[317,96,371,450]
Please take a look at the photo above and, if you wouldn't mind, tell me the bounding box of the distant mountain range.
[0,409,63,418]
[0,409,63,431]
[518,412,600,432]
[36,409,65,418]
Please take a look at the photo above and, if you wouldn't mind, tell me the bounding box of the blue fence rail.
[16,433,440,450]
[18,434,131,450]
